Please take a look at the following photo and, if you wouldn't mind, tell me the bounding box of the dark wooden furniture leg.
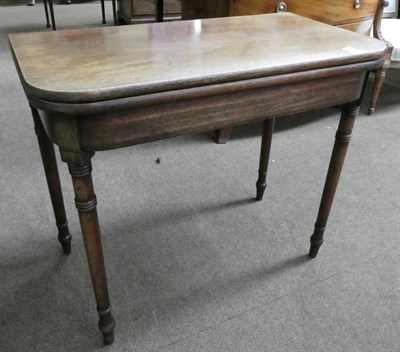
[213,126,233,144]
[309,100,360,258]
[31,107,71,254]
[101,0,106,24]
[156,0,164,22]
[48,0,56,31]
[63,153,115,344]
[256,118,275,201]
[368,67,386,115]
[43,0,51,28]
[112,0,117,25]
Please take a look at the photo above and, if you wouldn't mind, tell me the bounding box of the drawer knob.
[354,0,362,9]
[276,2,287,12]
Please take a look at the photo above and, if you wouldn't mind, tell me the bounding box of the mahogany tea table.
[9,13,386,344]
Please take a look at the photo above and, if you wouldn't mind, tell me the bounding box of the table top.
[9,13,386,104]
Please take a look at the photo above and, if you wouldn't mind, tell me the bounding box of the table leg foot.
[309,224,325,258]
[103,332,114,345]
[98,307,115,345]
[256,170,267,201]
[256,119,275,201]
[57,222,72,254]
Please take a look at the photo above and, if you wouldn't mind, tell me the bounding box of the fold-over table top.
[9,13,386,104]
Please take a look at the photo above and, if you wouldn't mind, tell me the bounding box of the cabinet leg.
[31,107,71,254]
[309,101,359,258]
[256,119,275,201]
[213,126,233,144]
[48,0,56,30]
[43,0,51,28]
[368,67,386,115]
[112,0,117,25]
[156,0,164,22]
[101,0,106,24]
[67,159,115,344]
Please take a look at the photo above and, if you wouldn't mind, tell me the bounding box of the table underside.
[31,61,381,153]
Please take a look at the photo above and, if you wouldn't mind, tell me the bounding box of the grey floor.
[1,2,399,352]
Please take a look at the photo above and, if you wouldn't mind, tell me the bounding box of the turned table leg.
[65,156,115,344]
[31,107,71,254]
[309,101,360,258]
[256,119,275,201]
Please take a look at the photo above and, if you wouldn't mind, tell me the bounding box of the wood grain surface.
[9,13,386,104]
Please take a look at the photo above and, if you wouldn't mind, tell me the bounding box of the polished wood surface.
[9,13,386,345]
[10,13,385,104]
[181,0,387,142]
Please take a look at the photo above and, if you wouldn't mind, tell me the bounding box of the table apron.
[38,71,365,152]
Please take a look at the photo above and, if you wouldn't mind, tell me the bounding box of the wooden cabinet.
[181,0,232,19]
[182,0,383,35]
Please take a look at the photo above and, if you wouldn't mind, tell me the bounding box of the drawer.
[233,0,381,27]
[338,19,375,35]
